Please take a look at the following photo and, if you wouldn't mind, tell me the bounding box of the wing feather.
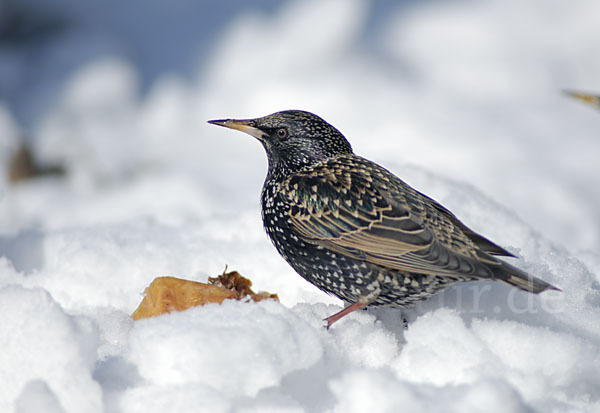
[282,156,501,279]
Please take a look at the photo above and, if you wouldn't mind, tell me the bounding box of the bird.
[208,110,559,328]
[563,90,600,111]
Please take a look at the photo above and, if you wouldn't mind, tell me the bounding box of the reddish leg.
[324,301,368,329]
[324,284,381,329]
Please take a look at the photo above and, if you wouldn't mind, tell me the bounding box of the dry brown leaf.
[208,270,279,302]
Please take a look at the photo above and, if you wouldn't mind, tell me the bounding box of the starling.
[208,110,559,328]
[564,90,600,111]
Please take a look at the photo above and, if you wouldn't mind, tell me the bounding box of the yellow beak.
[208,118,267,140]
[563,90,600,110]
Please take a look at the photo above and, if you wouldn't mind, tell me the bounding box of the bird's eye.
[276,128,288,139]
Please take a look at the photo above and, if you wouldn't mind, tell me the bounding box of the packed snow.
[1,0,599,412]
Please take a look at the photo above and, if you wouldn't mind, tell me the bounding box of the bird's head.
[208,110,353,179]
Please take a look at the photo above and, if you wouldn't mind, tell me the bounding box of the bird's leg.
[324,285,380,329]
[324,301,367,329]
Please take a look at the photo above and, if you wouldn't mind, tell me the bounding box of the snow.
[0,286,102,413]
[126,300,324,397]
[1,0,600,412]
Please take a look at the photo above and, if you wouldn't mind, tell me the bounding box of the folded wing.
[282,157,503,280]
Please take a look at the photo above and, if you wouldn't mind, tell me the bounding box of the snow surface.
[1,0,600,412]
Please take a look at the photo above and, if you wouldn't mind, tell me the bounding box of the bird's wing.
[281,157,499,278]
[416,191,516,257]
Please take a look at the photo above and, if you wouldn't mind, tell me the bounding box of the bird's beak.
[208,118,267,140]
[563,90,600,110]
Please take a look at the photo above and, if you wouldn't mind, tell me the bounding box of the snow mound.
[0,286,101,413]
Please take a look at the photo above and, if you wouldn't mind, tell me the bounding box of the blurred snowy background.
[1,0,599,412]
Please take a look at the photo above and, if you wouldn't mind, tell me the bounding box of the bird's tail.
[495,261,560,293]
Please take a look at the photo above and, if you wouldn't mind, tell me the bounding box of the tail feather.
[495,261,560,294]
